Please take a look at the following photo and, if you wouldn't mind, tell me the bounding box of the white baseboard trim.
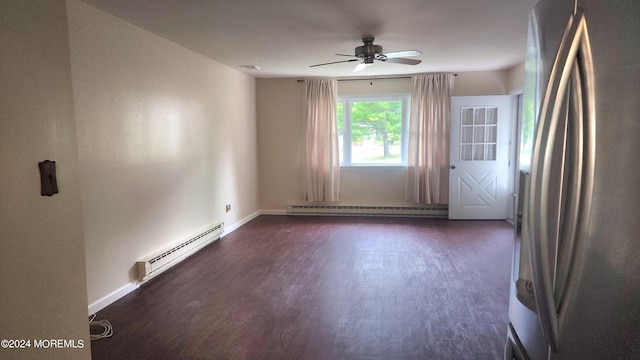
[222,210,261,237]
[88,211,269,314]
[88,281,139,315]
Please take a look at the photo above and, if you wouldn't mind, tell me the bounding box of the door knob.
[450,165,456,169]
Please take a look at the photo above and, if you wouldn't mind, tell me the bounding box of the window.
[337,95,409,166]
[518,91,535,172]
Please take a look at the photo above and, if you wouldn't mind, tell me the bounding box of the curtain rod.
[296,73,457,82]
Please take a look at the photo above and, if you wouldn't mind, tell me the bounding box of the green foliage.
[336,99,405,162]
[350,101,401,142]
[350,101,402,157]
[336,102,344,134]
[520,69,538,171]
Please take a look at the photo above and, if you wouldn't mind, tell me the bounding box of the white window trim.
[338,93,410,167]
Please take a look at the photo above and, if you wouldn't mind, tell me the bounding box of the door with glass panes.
[449,96,511,219]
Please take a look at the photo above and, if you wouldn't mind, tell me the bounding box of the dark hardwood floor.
[90,215,514,360]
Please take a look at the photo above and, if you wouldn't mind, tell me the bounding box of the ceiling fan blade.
[335,53,355,57]
[353,62,371,72]
[383,58,422,65]
[310,59,358,68]
[383,50,422,58]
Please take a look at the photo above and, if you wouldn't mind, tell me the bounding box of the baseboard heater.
[136,221,224,282]
[286,204,447,217]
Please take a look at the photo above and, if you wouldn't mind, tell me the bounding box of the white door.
[449,96,511,219]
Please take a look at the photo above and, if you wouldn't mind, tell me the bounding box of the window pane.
[474,108,486,125]
[461,108,473,125]
[461,144,473,160]
[485,125,497,142]
[474,126,485,143]
[461,126,473,143]
[336,101,344,163]
[486,107,498,124]
[485,144,497,161]
[350,100,402,164]
[473,144,484,160]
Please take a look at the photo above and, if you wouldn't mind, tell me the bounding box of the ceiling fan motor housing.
[355,37,382,64]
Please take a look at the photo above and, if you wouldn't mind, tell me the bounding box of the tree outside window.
[337,95,409,166]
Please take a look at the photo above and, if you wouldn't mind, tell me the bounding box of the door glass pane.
[474,126,485,142]
[461,144,473,160]
[486,107,498,124]
[485,125,497,142]
[473,144,484,160]
[462,126,473,143]
[485,144,496,160]
[462,108,473,125]
[474,108,486,125]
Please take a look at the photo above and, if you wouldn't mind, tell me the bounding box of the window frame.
[337,94,410,167]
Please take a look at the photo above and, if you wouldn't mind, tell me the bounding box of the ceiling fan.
[310,37,422,72]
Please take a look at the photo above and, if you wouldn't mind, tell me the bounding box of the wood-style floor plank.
[90,215,513,360]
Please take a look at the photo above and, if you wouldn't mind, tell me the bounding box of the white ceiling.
[80,0,538,78]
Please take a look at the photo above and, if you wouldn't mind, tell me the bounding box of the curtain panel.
[302,79,340,202]
[406,73,452,204]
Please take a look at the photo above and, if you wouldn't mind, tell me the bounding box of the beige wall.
[453,70,510,96]
[338,77,412,95]
[257,79,304,211]
[508,61,526,93]
[258,70,513,211]
[67,0,258,308]
[0,1,91,359]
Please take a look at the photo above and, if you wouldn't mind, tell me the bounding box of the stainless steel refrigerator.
[506,0,640,359]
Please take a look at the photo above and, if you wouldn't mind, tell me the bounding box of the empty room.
[2,0,639,359]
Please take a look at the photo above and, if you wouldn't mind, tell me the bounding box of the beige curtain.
[302,79,340,202]
[406,73,452,204]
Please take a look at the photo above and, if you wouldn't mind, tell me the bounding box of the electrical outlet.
[225,204,231,212]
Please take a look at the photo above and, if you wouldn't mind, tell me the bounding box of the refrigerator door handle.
[527,8,595,353]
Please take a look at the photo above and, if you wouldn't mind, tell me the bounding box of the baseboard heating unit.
[286,204,447,217]
[136,221,224,282]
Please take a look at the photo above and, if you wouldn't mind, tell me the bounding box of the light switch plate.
[38,160,59,196]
